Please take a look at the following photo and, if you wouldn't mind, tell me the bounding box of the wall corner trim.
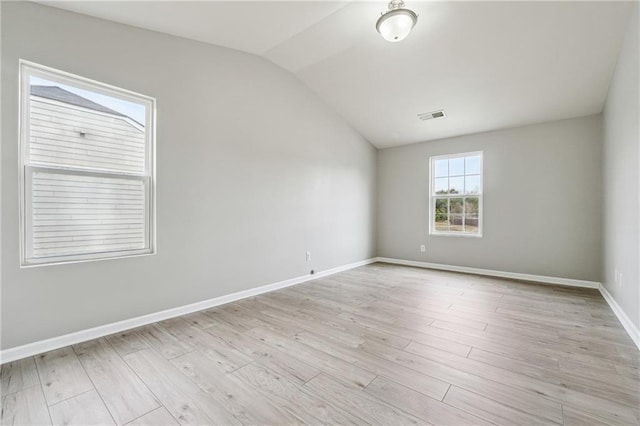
[376,257,601,288]
[0,257,377,364]
[598,284,640,350]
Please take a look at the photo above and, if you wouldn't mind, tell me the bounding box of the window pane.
[464,213,479,233]
[29,76,147,175]
[465,155,481,175]
[449,157,464,176]
[464,197,479,234]
[465,175,481,194]
[450,198,464,214]
[465,197,479,214]
[434,177,448,194]
[449,176,464,194]
[434,198,449,231]
[30,171,146,258]
[434,218,449,232]
[435,198,449,215]
[434,159,448,178]
[450,214,464,231]
[450,198,464,231]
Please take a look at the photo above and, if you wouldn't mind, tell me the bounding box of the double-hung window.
[20,61,156,266]
[430,152,483,236]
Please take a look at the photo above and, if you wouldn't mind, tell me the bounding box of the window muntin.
[430,152,482,236]
[20,61,156,266]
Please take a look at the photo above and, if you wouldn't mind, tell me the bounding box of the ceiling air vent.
[418,110,446,121]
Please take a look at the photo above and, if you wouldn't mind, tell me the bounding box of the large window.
[19,61,156,266]
[430,152,482,236]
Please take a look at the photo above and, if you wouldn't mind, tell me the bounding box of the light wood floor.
[2,263,639,425]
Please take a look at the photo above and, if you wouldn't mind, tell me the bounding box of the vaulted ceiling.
[39,1,633,148]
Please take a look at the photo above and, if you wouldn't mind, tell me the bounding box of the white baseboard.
[6,257,635,363]
[598,284,640,350]
[0,257,377,364]
[375,257,601,289]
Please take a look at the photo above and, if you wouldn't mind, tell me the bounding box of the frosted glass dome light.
[376,0,418,42]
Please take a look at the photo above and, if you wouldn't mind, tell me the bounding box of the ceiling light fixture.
[376,0,418,43]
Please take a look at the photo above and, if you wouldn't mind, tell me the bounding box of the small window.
[19,61,156,266]
[430,152,482,236]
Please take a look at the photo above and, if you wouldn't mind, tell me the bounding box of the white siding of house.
[30,172,147,258]
[29,96,145,175]
[27,95,149,260]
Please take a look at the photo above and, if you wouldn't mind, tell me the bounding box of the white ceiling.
[39,1,633,148]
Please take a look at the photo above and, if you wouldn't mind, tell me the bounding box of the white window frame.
[19,60,157,266]
[429,151,483,237]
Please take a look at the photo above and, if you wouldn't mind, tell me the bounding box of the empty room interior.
[1,0,639,425]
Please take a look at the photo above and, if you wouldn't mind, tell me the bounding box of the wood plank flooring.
[2,262,639,425]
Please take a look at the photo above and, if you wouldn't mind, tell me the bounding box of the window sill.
[429,232,483,238]
[20,249,156,268]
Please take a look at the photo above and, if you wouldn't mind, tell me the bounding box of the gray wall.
[377,115,603,282]
[0,2,377,350]
[602,3,639,329]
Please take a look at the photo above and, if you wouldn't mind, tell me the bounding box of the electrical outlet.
[306,251,311,262]
[619,273,624,288]
[420,244,426,253]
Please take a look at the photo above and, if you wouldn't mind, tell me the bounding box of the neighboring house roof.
[30,85,128,119]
